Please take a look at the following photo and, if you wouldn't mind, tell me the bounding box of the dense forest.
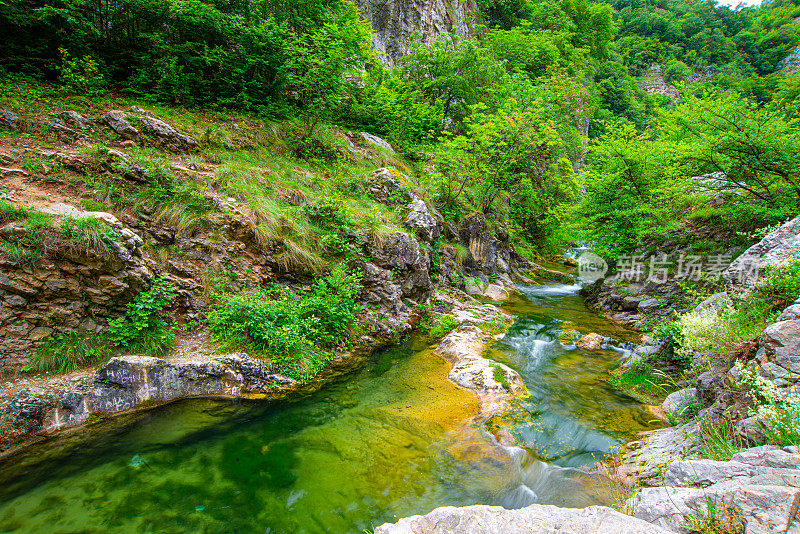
[1,0,799,261]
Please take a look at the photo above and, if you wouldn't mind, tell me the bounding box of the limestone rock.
[360,132,394,153]
[103,110,139,140]
[459,212,515,275]
[0,204,151,371]
[632,446,800,533]
[364,231,433,301]
[435,324,524,416]
[695,371,720,407]
[483,283,510,301]
[404,197,443,243]
[638,298,662,312]
[59,110,94,131]
[576,333,605,350]
[375,504,673,534]
[725,216,800,282]
[0,111,21,130]
[354,0,475,68]
[366,168,411,204]
[693,292,730,314]
[662,387,698,416]
[139,114,198,150]
[759,319,800,382]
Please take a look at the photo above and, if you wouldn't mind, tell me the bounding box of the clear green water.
[0,284,660,534]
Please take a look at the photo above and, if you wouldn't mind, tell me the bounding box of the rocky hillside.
[0,81,563,452]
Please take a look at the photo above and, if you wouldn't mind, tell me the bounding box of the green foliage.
[206,267,362,382]
[57,47,105,97]
[285,2,372,139]
[25,332,118,374]
[737,360,800,447]
[694,417,744,462]
[491,363,511,389]
[108,277,176,353]
[429,314,458,339]
[682,496,744,534]
[609,357,677,404]
[755,254,800,311]
[0,198,29,223]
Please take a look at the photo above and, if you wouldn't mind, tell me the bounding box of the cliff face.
[355,0,477,68]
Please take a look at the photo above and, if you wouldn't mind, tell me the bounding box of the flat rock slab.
[435,325,526,418]
[375,504,673,534]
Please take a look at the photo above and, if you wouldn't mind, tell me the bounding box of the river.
[0,283,661,533]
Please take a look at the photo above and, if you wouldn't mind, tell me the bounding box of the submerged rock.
[576,333,605,350]
[375,503,672,534]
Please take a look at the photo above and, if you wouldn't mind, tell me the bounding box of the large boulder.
[103,110,139,140]
[576,333,605,350]
[363,231,433,302]
[375,504,672,534]
[725,216,800,283]
[459,212,515,275]
[404,197,443,243]
[138,114,198,150]
[758,319,800,386]
[366,168,411,204]
[662,387,698,417]
[59,110,94,131]
[632,445,800,533]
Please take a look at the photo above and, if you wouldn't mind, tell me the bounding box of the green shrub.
[610,357,677,404]
[207,266,362,381]
[675,303,774,368]
[492,363,510,390]
[58,48,106,97]
[736,361,800,446]
[756,254,800,311]
[26,332,118,374]
[429,314,458,339]
[108,277,177,354]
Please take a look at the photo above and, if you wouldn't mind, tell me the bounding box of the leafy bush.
[429,314,457,339]
[207,267,362,381]
[736,361,800,446]
[108,277,177,353]
[58,48,105,97]
[756,254,800,311]
[675,303,774,368]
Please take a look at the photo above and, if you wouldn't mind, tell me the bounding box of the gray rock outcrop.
[725,216,800,282]
[366,168,412,204]
[632,445,800,533]
[404,197,443,243]
[354,0,476,68]
[103,109,198,150]
[103,110,139,140]
[0,204,152,371]
[375,503,673,534]
[1,353,301,451]
[435,322,525,417]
